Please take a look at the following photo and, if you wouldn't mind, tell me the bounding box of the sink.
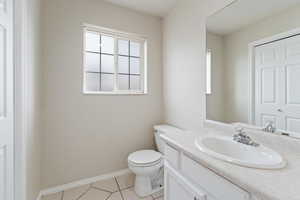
[195,136,286,169]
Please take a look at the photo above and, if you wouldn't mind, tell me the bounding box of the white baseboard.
[39,168,131,198]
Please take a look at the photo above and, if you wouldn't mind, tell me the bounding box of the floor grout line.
[120,185,133,191]
[104,193,113,200]
[75,185,92,200]
[61,191,64,200]
[91,186,114,194]
[114,177,125,200]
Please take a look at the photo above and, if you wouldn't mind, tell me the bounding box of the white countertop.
[160,128,300,200]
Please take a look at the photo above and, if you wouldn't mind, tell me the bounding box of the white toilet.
[128,125,181,197]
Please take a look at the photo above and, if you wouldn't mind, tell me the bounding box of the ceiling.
[207,0,300,35]
[103,0,178,17]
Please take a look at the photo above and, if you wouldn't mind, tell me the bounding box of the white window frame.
[82,24,148,95]
[206,49,212,95]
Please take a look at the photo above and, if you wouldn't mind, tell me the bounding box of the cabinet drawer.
[181,154,250,200]
[164,144,179,169]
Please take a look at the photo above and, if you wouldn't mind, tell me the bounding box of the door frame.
[14,0,28,199]
[248,27,300,125]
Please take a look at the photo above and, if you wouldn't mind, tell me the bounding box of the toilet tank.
[154,125,182,154]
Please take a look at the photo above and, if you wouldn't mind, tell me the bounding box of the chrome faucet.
[233,127,259,147]
[263,121,276,133]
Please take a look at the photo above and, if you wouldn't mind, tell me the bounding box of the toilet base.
[134,175,152,197]
[133,167,164,197]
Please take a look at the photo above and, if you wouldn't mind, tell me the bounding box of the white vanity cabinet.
[165,163,207,200]
[164,144,251,200]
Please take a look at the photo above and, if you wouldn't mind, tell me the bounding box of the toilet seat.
[128,150,163,167]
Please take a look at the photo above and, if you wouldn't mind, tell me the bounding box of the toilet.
[128,125,181,197]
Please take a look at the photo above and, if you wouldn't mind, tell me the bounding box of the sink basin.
[195,136,286,169]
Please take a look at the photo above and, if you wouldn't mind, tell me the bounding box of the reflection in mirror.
[206,0,300,137]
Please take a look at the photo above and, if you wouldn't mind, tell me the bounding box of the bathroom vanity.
[163,144,250,200]
[160,127,300,200]
[163,135,251,200]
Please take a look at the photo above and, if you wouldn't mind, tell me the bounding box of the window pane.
[101,35,114,54]
[85,73,100,91]
[130,57,140,74]
[130,75,140,90]
[118,40,129,55]
[118,56,129,74]
[130,42,140,57]
[101,73,114,91]
[85,52,100,72]
[118,74,129,90]
[101,54,114,73]
[86,31,100,52]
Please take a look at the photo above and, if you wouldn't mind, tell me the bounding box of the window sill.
[83,90,148,95]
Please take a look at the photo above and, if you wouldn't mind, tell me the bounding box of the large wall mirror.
[206,0,300,138]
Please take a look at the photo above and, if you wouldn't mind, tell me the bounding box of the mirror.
[206,0,300,137]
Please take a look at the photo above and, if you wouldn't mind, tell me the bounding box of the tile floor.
[42,172,164,200]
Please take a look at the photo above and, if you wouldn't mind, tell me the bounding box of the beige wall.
[40,0,163,188]
[163,0,233,131]
[25,0,42,199]
[223,4,300,123]
[206,32,226,122]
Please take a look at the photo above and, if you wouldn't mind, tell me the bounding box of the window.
[83,25,147,94]
[206,49,212,94]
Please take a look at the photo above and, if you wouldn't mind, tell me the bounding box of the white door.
[165,164,206,200]
[0,0,14,199]
[255,34,300,134]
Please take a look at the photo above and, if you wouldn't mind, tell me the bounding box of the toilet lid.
[128,150,162,166]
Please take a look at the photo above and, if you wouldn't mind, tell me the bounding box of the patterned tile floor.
[42,172,164,200]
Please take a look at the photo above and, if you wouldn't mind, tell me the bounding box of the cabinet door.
[165,163,207,200]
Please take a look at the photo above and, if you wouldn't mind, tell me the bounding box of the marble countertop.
[160,128,300,200]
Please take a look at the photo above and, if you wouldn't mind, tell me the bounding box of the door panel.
[286,64,300,105]
[255,41,284,66]
[283,35,300,133]
[261,68,276,103]
[287,42,300,56]
[286,34,300,64]
[261,49,276,64]
[255,41,283,127]
[0,0,5,12]
[0,24,6,117]
[0,0,13,199]
[286,117,300,133]
[0,146,6,200]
